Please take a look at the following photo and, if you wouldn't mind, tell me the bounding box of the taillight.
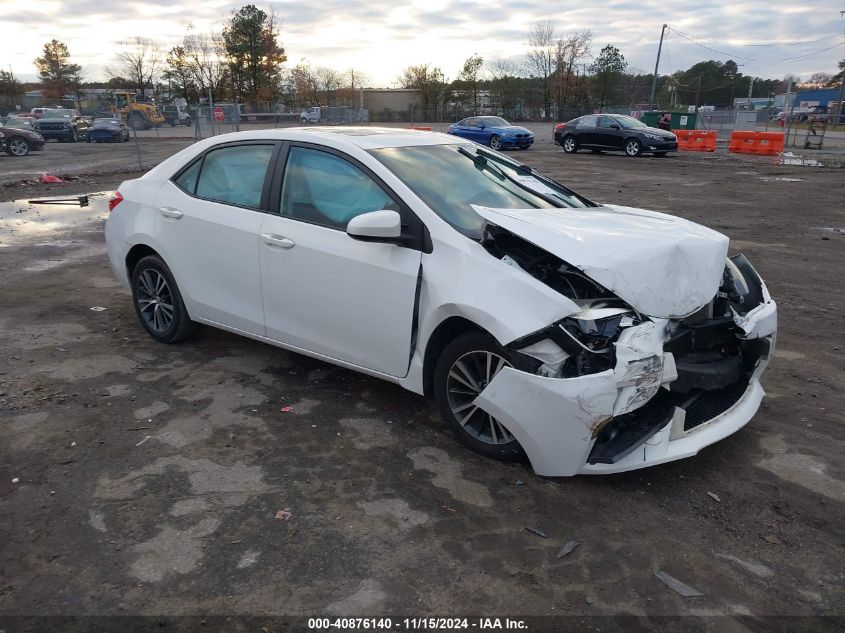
[108,191,123,212]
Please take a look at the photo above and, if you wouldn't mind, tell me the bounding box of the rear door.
[154,141,278,336]
[258,143,424,377]
[575,115,598,146]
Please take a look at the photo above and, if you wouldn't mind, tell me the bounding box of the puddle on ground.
[0,192,112,244]
[776,153,843,168]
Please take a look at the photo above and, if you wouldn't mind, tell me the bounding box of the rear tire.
[562,135,578,153]
[434,331,525,462]
[131,255,198,344]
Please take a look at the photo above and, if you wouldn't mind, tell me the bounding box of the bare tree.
[315,66,343,105]
[108,37,162,100]
[554,29,592,117]
[183,28,229,101]
[526,21,557,120]
[289,62,319,105]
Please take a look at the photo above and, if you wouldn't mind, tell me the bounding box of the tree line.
[1,10,843,119]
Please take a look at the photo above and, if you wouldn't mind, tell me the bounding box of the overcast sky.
[3,0,844,86]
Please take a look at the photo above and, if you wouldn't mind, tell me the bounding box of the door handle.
[261,233,295,249]
[159,206,183,219]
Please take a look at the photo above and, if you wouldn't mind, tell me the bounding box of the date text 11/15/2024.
[307,617,528,630]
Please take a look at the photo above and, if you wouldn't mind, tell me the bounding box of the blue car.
[446,116,534,150]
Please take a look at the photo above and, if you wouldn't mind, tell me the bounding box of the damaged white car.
[105,128,777,476]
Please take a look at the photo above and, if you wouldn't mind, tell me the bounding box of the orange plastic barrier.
[674,129,717,152]
[408,126,432,131]
[728,131,784,155]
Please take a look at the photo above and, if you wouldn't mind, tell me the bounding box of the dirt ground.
[0,141,843,632]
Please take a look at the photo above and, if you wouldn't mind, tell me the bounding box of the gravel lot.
[0,138,843,631]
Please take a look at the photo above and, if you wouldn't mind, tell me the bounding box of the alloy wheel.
[136,269,175,333]
[564,137,577,152]
[489,135,502,150]
[446,350,514,445]
[8,138,29,156]
[625,139,641,156]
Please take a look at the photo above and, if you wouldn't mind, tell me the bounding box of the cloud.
[5,0,843,85]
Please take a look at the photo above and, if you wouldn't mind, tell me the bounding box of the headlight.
[504,132,514,137]
[644,133,663,141]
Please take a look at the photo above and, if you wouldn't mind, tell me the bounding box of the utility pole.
[649,24,668,110]
[747,76,755,109]
[837,10,845,127]
[694,75,702,117]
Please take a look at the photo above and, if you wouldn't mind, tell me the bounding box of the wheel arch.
[125,243,161,280]
[422,316,492,396]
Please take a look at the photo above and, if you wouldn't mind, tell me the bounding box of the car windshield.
[43,111,70,119]
[94,118,120,124]
[4,119,31,129]
[479,116,510,127]
[614,115,647,129]
[369,144,589,238]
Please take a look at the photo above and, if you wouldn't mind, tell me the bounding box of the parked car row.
[0,117,46,156]
[0,110,134,156]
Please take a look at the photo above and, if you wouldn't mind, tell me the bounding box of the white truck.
[300,107,321,124]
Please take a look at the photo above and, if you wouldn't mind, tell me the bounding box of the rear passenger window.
[194,144,275,209]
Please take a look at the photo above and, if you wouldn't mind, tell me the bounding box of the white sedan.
[105,127,777,476]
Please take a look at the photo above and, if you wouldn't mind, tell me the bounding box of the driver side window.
[577,115,598,128]
[280,147,398,230]
[598,116,616,128]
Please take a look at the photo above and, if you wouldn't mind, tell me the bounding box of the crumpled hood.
[474,204,729,318]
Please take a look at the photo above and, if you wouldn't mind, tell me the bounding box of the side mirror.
[478,123,485,129]
[609,124,620,130]
[346,210,402,241]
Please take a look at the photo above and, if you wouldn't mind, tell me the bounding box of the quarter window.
[174,158,202,194]
[578,115,598,128]
[280,147,397,230]
[193,144,275,208]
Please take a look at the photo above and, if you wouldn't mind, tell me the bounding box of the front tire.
[625,138,642,157]
[131,255,198,344]
[488,134,502,151]
[562,135,578,153]
[434,332,525,462]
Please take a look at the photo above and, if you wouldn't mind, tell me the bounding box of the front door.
[596,116,624,149]
[259,145,422,377]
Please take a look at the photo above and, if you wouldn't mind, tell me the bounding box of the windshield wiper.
[457,147,563,208]
[472,147,595,207]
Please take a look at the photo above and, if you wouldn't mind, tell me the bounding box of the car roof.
[198,127,461,150]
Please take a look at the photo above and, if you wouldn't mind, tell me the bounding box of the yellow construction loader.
[110,90,165,130]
